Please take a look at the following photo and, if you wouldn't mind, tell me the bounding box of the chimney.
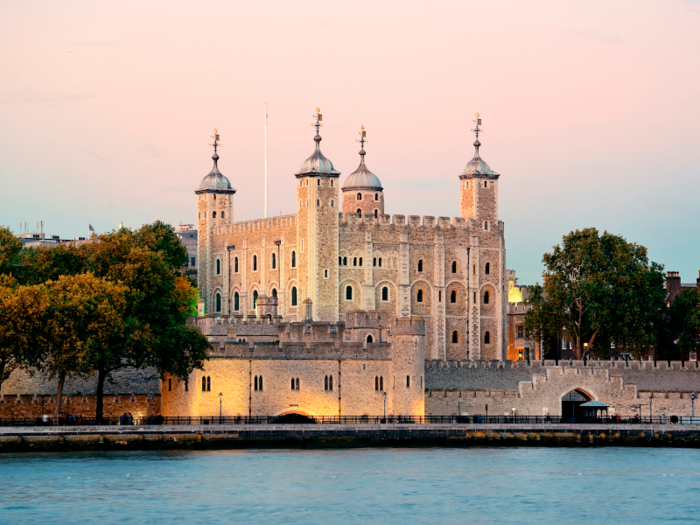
[118,222,123,230]
[667,271,682,305]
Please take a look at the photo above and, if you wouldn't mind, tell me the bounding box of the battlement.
[391,317,425,336]
[216,340,392,360]
[507,302,531,314]
[339,213,470,231]
[425,359,700,371]
[213,214,297,235]
[344,310,392,329]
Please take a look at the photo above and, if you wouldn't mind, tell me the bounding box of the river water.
[1,447,699,524]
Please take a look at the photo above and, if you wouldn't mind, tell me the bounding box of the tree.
[668,287,700,359]
[0,226,23,276]
[524,228,666,360]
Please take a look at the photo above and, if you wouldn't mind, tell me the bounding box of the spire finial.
[357,125,367,162]
[312,107,323,147]
[471,112,482,153]
[209,128,221,164]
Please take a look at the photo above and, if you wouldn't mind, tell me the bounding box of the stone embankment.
[2,424,700,452]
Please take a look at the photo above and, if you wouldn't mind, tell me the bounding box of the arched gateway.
[561,389,592,421]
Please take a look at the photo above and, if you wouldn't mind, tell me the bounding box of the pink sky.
[1,0,699,283]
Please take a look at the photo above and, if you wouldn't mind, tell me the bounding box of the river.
[1,447,699,524]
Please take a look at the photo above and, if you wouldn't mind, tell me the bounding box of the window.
[484,331,491,344]
[213,211,217,218]
[215,292,221,312]
[439,290,442,302]
[367,335,373,343]
[253,255,258,271]
[484,221,488,231]
[359,257,363,266]
[485,262,490,275]
[272,253,276,269]
[331,180,333,187]
[382,287,388,301]
[324,269,328,278]
[484,181,488,188]
[357,193,362,200]
[406,376,410,388]
[185,381,188,392]
[417,260,423,272]
[207,377,211,391]
[417,289,423,303]
[374,193,379,201]
[317,199,320,206]
[317,179,320,186]
[380,376,383,390]
[331,200,334,207]
[234,257,239,273]
[272,289,277,298]
[484,291,490,304]
[216,259,221,275]
[291,251,296,267]
[374,209,378,218]
[517,325,524,339]
[191,257,196,267]
[452,330,459,344]
[291,287,298,306]
[346,286,353,300]
[378,258,382,267]
[325,375,333,391]
[375,376,379,391]
[296,378,300,390]
[168,378,172,392]
[452,261,457,273]
[202,377,206,391]
[324,376,328,391]
[343,256,347,266]
[375,376,383,391]
[291,378,297,390]
[254,375,263,391]
[373,258,377,267]
[234,292,240,311]
[253,290,258,309]
[357,209,362,217]
[450,290,457,303]
[221,211,225,219]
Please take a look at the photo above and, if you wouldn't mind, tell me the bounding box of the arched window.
[343,256,347,266]
[234,257,239,273]
[340,256,343,266]
[353,257,357,267]
[215,292,221,312]
[291,287,298,306]
[382,287,388,301]
[359,257,363,266]
[291,251,296,268]
[291,378,296,390]
[452,330,459,344]
[417,289,423,303]
[329,375,333,391]
[272,289,277,298]
[216,259,221,275]
[380,376,384,391]
[374,193,379,201]
[324,376,328,391]
[346,286,353,300]
[357,209,362,217]
[418,260,423,272]
[295,378,300,390]
[374,209,378,218]
[484,331,491,344]
[357,193,362,200]
[378,258,382,267]
[213,211,216,218]
[484,221,488,231]
[207,376,211,392]
[252,255,258,271]
[373,257,377,267]
[202,376,207,392]
[439,290,442,302]
[253,290,258,309]
[485,262,490,275]
[367,335,373,343]
[375,376,379,391]
[484,291,490,304]
[221,211,225,219]
[450,290,457,303]
[234,292,240,311]
[452,261,457,273]
[272,253,276,269]
[484,181,488,188]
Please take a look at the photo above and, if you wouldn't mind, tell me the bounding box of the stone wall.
[0,393,161,419]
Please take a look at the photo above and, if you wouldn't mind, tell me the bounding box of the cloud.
[84,151,116,163]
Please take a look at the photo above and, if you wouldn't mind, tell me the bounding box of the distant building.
[505,270,539,361]
[665,270,700,306]
[174,224,198,280]
[15,231,90,248]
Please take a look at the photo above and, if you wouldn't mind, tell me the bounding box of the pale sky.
[1,0,699,284]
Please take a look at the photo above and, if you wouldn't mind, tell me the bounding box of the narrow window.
[234,257,239,273]
[452,261,457,273]
[185,381,188,392]
[207,376,211,392]
[417,289,423,303]
[517,325,524,339]
[418,260,423,272]
[317,179,320,186]
[324,376,328,391]
[216,259,221,275]
[359,257,363,267]
[291,287,297,306]
[346,286,353,300]
[439,290,442,302]
[484,181,488,188]
[484,291,490,304]
[191,257,196,267]
[168,378,172,392]
[221,211,225,219]
[253,290,258,308]
[292,378,296,390]
[484,331,491,344]
[374,209,378,218]
[317,199,320,206]
[452,330,459,344]
[213,211,217,218]
[272,289,277,298]
[382,287,388,301]
[367,335,373,343]
[331,200,334,207]
[329,375,333,391]
[380,376,384,391]
[215,292,221,312]
[353,257,357,267]
[485,262,490,275]
[296,378,300,390]
[234,292,240,311]
[451,290,457,303]
[340,256,343,266]
[375,376,379,391]
[484,221,488,231]
[324,269,328,278]
[473,265,475,275]
[406,376,410,388]
[331,180,333,187]
[378,258,382,267]
[357,209,362,218]
[253,255,258,271]
[373,257,377,267]
[343,256,347,266]
[473,291,477,303]
[202,377,207,392]
[357,193,362,201]
[374,193,378,201]
[272,253,276,269]
[291,251,296,267]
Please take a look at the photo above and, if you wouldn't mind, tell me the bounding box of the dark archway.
[561,390,592,422]
[273,413,317,424]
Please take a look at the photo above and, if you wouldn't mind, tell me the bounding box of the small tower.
[196,129,235,315]
[342,126,384,220]
[295,109,341,322]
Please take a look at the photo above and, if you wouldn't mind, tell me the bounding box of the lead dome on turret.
[198,153,234,191]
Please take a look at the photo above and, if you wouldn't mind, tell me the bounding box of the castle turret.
[295,109,341,321]
[196,129,235,315]
[342,125,384,220]
[389,317,425,416]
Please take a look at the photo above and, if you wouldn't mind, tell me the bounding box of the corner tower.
[295,109,341,321]
[196,129,235,315]
[341,126,384,219]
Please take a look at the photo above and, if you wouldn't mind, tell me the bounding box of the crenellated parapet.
[391,317,426,336]
[215,340,391,360]
[339,213,470,231]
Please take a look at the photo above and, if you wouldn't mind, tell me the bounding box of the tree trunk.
[95,368,106,423]
[54,371,65,420]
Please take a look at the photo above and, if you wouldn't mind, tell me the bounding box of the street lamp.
[219,392,223,424]
[691,393,696,421]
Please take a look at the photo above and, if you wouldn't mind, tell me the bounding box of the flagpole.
[264,103,268,218]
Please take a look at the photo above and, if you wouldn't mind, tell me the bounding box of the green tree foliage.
[524,228,666,360]
[668,288,700,359]
[0,226,23,275]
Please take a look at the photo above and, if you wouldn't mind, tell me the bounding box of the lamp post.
[691,393,696,421]
[383,391,387,423]
[149,390,154,425]
[512,407,516,423]
[219,392,223,425]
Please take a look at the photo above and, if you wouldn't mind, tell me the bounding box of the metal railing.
[2,414,700,427]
